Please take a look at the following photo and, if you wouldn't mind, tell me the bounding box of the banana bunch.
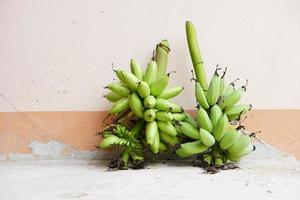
[176,21,254,166]
[104,40,185,154]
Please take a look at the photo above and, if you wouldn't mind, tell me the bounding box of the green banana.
[104,91,122,103]
[213,114,228,141]
[110,97,129,114]
[227,144,253,161]
[196,107,213,132]
[114,70,126,83]
[128,93,144,118]
[130,59,143,80]
[186,21,208,90]
[181,140,208,155]
[155,40,170,79]
[155,98,172,111]
[172,113,186,121]
[220,129,241,150]
[156,111,173,121]
[176,147,193,158]
[150,133,160,153]
[106,82,131,96]
[220,86,246,110]
[195,82,209,109]
[227,135,251,154]
[157,121,177,136]
[100,135,119,148]
[179,121,201,140]
[159,141,168,152]
[150,74,169,96]
[206,71,221,105]
[225,104,252,120]
[143,61,157,85]
[157,86,184,99]
[146,121,158,145]
[137,81,151,98]
[185,112,198,128]
[199,128,215,147]
[169,103,182,113]
[214,158,224,166]
[144,95,156,108]
[160,132,179,145]
[121,71,139,91]
[131,119,145,136]
[210,104,222,127]
[144,109,156,122]
[203,155,213,165]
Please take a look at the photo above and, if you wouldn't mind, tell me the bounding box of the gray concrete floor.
[0,144,299,200]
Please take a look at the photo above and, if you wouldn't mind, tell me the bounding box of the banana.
[227,135,251,154]
[213,114,228,141]
[169,103,183,113]
[178,121,201,140]
[159,141,168,152]
[121,71,139,91]
[106,82,131,96]
[130,59,143,80]
[181,140,208,155]
[225,104,252,120]
[155,40,170,79]
[155,98,172,111]
[185,112,198,128]
[172,113,186,121]
[144,109,156,122]
[114,70,126,83]
[150,133,160,153]
[203,155,212,165]
[144,95,156,108]
[224,82,235,96]
[131,119,145,136]
[128,93,144,118]
[199,128,215,147]
[227,144,253,161]
[214,158,224,166]
[219,86,246,110]
[156,111,173,121]
[157,121,177,136]
[176,147,193,158]
[99,135,119,148]
[110,97,129,114]
[137,81,150,98]
[143,61,157,85]
[226,153,241,162]
[196,107,213,132]
[146,121,158,145]
[104,91,122,103]
[157,86,184,99]
[150,74,169,96]
[220,129,241,150]
[195,82,209,109]
[210,104,222,127]
[160,132,179,145]
[219,77,225,97]
[206,71,221,105]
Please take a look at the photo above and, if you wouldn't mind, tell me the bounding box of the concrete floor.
[0,144,299,200]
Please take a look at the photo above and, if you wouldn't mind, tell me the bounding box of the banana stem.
[186,21,208,90]
[155,40,170,80]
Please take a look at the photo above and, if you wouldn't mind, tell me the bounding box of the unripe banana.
[144,109,156,122]
[181,140,209,155]
[224,83,235,96]
[196,107,213,132]
[176,147,193,158]
[143,61,157,85]
[225,104,251,120]
[179,121,201,140]
[99,135,119,148]
[199,128,215,147]
[214,158,224,166]
[219,77,226,97]
[195,82,209,109]
[185,112,198,128]
[210,104,222,127]
[130,59,143,80]
[160,132,179,145]
[150,75,169,96]
[157,86,184,99]
[114,70,126,83]
[128,93,144,118]
[137,81,151,98]
[150,133,160,153]
[159,141,168,152]
[213,114,228,141]
[155,98,172,111]
[169,103,183,113]
[144,95,156,108]
[203,155,212,165]
[206,72,221,105]
[106,82,131,96]
[104,91,122,102]
[157,121,177,136]
[155,40,170,79]
[172,113,186,121]
[227,135,251,154]
[226,153,241,162]
[220,87,245,110]
[156,111,173,121]
[220,129,241,150]
[121,71,139,91]
[232,144,253,157]
[131,119,145,136]
[146,121,158,145]
[110,97,129,114]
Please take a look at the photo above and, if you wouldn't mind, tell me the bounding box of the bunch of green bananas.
[174,21,254,166]
[103,40,185,154]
